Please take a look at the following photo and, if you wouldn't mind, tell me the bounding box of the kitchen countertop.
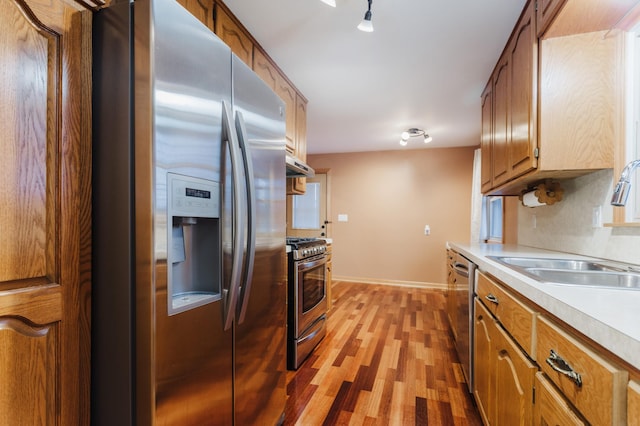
[448,242,640,371]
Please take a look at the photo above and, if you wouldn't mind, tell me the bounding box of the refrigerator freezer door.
[231,55,288,425]
[150,0,233,424]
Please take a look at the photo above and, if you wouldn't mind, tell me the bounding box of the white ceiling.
[224,0,527,154]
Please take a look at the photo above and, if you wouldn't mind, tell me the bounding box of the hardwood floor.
[284,282,483,425]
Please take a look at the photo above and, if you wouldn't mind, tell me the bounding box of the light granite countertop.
[447,242,640,371]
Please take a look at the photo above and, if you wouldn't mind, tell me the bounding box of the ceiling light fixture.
[400,128,432,146]
[320,0,336,7]
[357,0,374,32]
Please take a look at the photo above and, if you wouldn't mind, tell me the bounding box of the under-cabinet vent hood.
[286,154,315,178]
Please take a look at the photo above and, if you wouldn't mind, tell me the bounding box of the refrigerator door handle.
[222,100,245,330]
[235,111,256,324]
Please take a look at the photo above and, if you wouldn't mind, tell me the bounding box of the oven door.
[294,254,328,336]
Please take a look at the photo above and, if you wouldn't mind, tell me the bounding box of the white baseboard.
[332,276,446,290]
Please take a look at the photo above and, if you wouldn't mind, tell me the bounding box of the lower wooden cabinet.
[533,372,587,425]
[536,316,628,425]
[474,298,536,426]
[474,299,494,425]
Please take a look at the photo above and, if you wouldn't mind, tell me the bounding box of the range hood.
[286,154,315,178]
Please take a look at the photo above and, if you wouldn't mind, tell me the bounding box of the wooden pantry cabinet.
[0,0,93,423]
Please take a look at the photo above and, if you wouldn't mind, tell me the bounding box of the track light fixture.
[357,0,374,32]
[400,128,432,146]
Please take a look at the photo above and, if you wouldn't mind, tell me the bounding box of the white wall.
[518,169,640,265]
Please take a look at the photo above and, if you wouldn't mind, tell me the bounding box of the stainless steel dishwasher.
[452,251,477,393]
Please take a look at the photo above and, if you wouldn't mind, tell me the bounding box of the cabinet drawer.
[533,372,586,425]
[536,316,627,425]
[476,272,536,357]
[629,380,640,426]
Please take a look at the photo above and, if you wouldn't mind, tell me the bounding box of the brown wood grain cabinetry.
[533,372,587,425]
[287,95,308,194]
[536,315,628,425]
[536,0,566,36]
[473,299,495,425]
[482,0,537,192]
[0,0,92,423]
[476,272,536,357]
[177,0,214,31]
[629,380,640,426]
[482,0,629,196]
[473,297,536,426]
[214,4,253,66]
[253,47,279,91]
[277,76,297,155]
[480,82,493,193]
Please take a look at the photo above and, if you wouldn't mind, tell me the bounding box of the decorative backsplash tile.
[518,169,640,266]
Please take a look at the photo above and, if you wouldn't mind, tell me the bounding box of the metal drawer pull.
[546,349,582,387]
[485,294,499,305]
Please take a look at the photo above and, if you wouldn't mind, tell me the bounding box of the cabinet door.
[288,95,308,194]
[536,0,566,36]
[492,56,510,187]
[493,321,536,426]
[474,299,494,425]
[508,0,537,179]
[533,372,586,425]
[481,81,493,192]
[276,76,296,155]
[629,380,640,426]
[215,5,253,66]
[176,0,214,31]
[0,0,91,424]
[253,47,278,91]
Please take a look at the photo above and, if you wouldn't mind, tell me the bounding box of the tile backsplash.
[518,169,640,265]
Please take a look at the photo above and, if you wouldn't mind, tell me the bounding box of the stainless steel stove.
[285,237,328,369]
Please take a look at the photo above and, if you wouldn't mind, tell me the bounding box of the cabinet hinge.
[534,0,538,12]
[533,147,539,158]
[532,386,536,404]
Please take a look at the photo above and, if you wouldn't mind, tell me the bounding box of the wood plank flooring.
[284,282,482,425]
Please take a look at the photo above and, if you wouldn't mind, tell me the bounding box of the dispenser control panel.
[168,173,219,218]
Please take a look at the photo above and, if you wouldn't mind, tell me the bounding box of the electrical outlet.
[424,225,430,236]
[532,214,537,229]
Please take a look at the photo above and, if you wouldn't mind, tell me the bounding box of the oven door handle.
[298,255,327,272]
[235,111,256,325]
[222,101,245,331]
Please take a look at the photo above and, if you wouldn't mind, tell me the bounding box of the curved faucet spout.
[611,159,640,206]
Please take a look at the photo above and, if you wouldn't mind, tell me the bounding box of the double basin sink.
[489,256,640,290]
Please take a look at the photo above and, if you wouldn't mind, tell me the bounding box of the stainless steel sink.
[491,256,617,271]
[524,268,640,290]
[488,256,640,290]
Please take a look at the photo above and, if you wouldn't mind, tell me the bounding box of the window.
[480,196,504,243]
[292,182,321,230]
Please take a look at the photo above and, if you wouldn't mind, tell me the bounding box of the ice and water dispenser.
[167,173,221,315]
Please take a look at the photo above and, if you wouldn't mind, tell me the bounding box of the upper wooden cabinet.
[482,0,537,193]
[214,3,253,66]
[482,0,628,195]
[176,0,215,31]
[480,82,493,193]
[288,94,308,194]
[0,0,92,423]
[253,47,279,91]
[211,1,309,194]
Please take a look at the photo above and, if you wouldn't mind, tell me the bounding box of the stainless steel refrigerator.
[91,0,287,424]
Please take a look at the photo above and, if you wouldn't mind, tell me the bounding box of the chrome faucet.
[611,159,640,206]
